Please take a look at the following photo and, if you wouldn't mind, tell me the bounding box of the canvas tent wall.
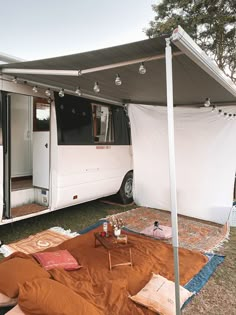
[128,104,236,225]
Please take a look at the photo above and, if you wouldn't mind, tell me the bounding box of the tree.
[145,0,236,84]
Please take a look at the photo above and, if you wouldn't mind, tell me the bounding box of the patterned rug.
[107,207,229,252]
[0,227,78,257]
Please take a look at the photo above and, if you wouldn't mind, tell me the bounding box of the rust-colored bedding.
[44,226,207,315]
[1,226,208,315]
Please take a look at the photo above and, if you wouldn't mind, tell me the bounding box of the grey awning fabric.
[1,36,235,105]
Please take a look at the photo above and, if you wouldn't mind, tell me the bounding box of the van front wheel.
[118,172,133,204]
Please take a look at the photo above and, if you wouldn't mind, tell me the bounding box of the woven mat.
[107,207,229,252]
[0,227,78,257]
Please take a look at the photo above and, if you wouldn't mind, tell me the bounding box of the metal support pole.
[165,38,181,315]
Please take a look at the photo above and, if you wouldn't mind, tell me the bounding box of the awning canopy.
[1,27,235,106]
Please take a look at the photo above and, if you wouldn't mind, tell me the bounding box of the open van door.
[0,92,11,219]
[32,98,50,189]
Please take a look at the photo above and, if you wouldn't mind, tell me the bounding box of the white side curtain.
[128,104,236,224]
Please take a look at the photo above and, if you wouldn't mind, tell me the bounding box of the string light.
[59,88,64,97]
[204,98,211,107]
[139,62,146,74]
[93,81,100,93]
[214,107,236,119]
[12,76,17,83]
[45,88,51,97]
[75,86,82,96]
[115,74,122,86]
[32,86,38,93]
[211,105,217,112]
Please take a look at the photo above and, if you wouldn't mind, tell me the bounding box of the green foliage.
[145,0,236,83]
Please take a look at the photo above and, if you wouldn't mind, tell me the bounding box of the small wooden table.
[94,232,133,270]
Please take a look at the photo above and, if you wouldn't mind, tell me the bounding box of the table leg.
[108,251,112,270]
[129,248,133,267]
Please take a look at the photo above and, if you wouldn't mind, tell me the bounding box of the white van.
[0,82,133,225]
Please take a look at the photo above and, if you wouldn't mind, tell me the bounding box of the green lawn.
[0,199,134,261]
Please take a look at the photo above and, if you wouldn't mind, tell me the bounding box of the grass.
[0,199,134,260]
[0,200,235,314]
[182,227,236,315]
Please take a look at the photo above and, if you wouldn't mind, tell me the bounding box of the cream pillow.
[0,292,17,307]
[5,304,25,315]
[130,273,194,315]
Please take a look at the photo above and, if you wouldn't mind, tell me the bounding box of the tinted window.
[55,93,93,145]
[112,106,130,145]
[55,93,130,145]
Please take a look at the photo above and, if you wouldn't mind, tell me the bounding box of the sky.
[0,0,157,61]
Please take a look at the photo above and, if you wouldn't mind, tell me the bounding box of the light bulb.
[139,62,146,74]
[75,86,82,96]
[12,76,17,83]
[93,81,100,93]
[45,88,51,97]
[211,105,217,112]
[224,113,228,119]
[115,74,122,86]
[204,98,211,107]
[59,88,64,97]
[32,86,38,93]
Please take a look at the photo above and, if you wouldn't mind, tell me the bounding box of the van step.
[11,203,47,218]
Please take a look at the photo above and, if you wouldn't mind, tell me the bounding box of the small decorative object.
[113,228,121,237]
[100,231,106,237]
[109,215,125,237]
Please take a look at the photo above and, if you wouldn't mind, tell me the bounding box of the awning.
[1,27,235,106]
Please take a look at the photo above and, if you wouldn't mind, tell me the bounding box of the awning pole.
[165,38,181,315]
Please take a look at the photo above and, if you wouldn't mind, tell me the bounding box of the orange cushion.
[0,257,50,298]
[33,249,81,270]
[18,278,102,315]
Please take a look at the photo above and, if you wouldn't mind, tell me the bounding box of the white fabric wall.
[129,104,236,224]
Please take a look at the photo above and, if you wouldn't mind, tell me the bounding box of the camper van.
[0,80,133,225]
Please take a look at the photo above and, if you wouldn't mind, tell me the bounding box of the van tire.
[118,172,133,204]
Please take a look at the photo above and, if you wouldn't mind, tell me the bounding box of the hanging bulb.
[75,86,82,96]
[93,81,100,93]
[59,88,64,97]
[218,109,224,116]
[47,97,52,104]
[228,114,232,120]
[223,113,228,119]
[45,88,51,97]
[211,105,217,112]
[139,62,146,74]
[204,98,211,107]
[32,86,38,93]
[115,74,122,86]
[12,76,17,83]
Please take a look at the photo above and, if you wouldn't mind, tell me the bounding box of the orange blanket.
[45,226,207,315]
[1,226,207,314]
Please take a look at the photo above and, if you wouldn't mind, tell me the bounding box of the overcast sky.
[0,0,156,61]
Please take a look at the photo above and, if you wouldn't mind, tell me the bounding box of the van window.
[55,93,93,145]
[92,104,114,143]
[33,98,50,131]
